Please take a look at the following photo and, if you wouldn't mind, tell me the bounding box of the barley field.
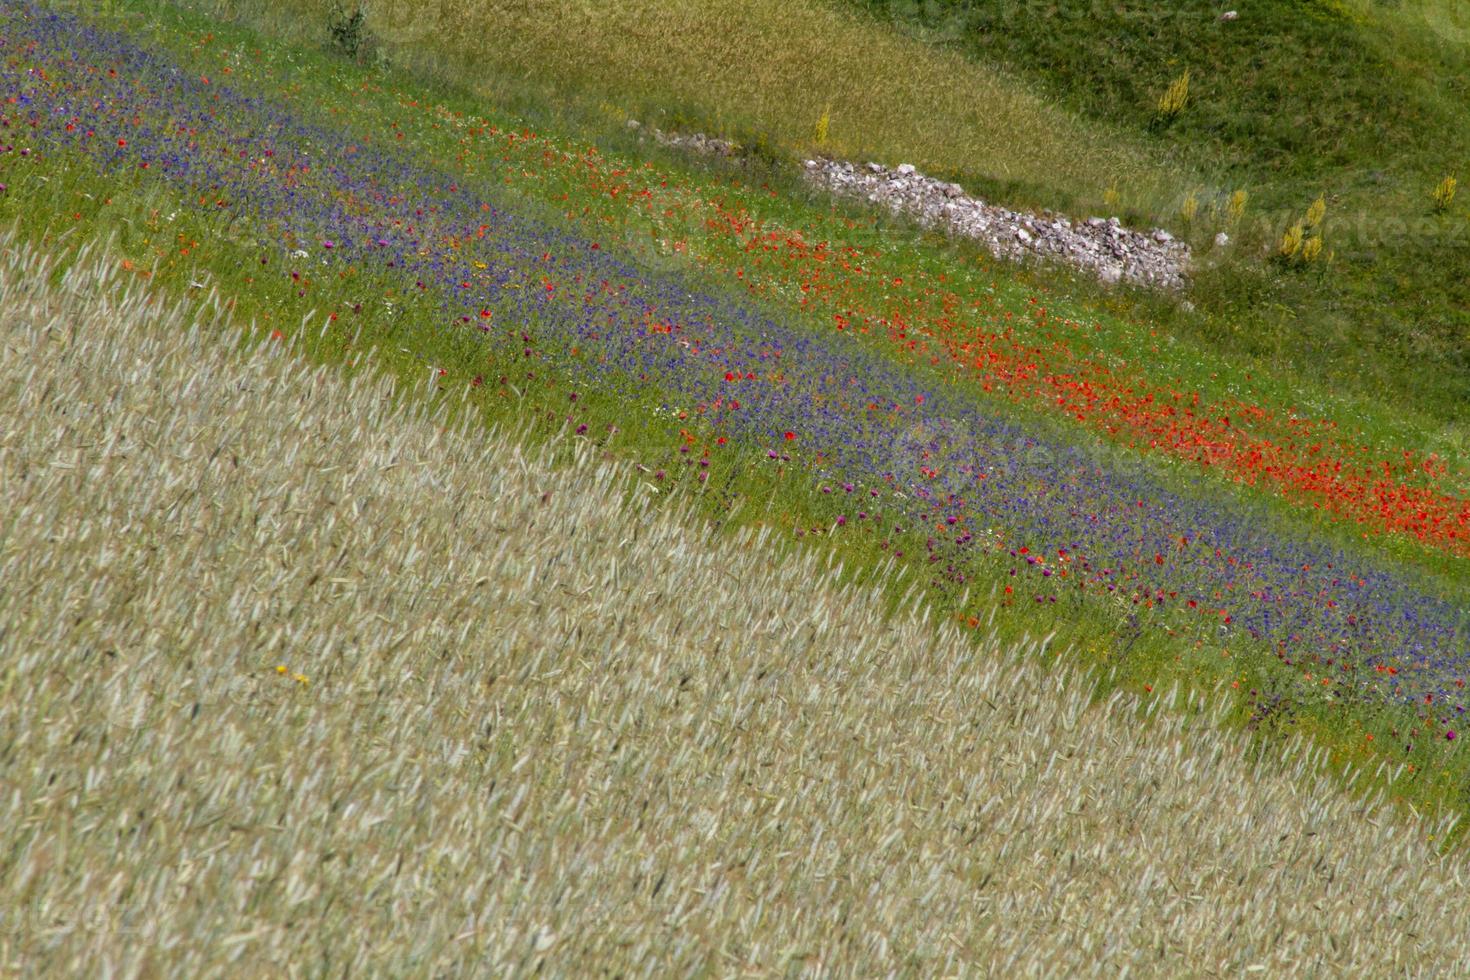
[3,235,1468,975]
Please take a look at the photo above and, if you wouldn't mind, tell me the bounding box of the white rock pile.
[802,158,1191,291]
[627,119,740,158]
[623,119,1192,292]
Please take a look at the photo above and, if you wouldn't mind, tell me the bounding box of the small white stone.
[1214,231,1231,247]
[896,163,916,176]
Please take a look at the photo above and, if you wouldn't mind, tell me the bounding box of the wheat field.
[2,234,1468,975]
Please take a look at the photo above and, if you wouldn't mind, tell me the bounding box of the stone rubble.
[803,157,1191,291]
[624,120,1191,292]
[628,119,740,158]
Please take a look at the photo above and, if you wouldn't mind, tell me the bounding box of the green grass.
[8,230,1470,973]
[188,0,1470,425]
[844,0,1470,425]
[219,0,1195,205]
[163,0,1470,433]
[117,0,1470,564]
[12,0,1470,842]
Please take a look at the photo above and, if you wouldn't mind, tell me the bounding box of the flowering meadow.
[3,0,1469,789]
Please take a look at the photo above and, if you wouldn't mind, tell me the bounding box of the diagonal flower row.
[3,5,1466,732]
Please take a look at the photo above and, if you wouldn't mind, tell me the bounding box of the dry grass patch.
[2,235,1468,975]
[209,0,1186,213]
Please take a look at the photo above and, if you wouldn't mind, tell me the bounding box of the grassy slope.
[12,0,1469,839]
[5,233,1470,974]
[845,0,1470,424]
[224,0,1189,210]
[211,0,1470,425]
[127,2,1470,541]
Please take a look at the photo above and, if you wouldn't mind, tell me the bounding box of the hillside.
[3,0,1470,970]
[844,0,1470,422]
[4,232,1469,974]
[4,0,1467,813]
[207,0,1470,420]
